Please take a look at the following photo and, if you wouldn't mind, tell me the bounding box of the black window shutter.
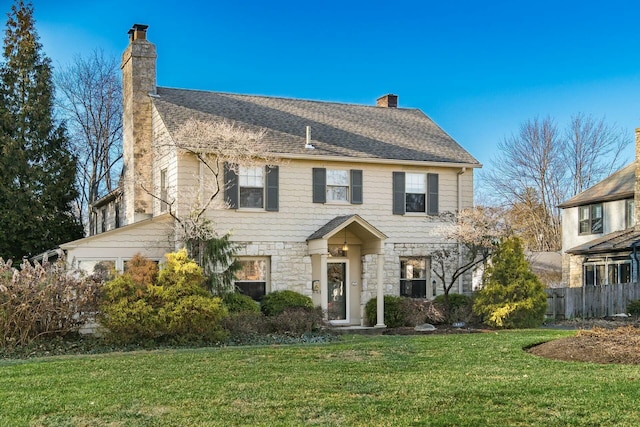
[427,173,439,215]
[265,165,279,211]
[350,169,363,204]
[392,172,405,215]
[224,162,238,209]
[312,168,326,203]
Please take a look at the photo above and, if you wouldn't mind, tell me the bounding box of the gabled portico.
[307,215,387,327]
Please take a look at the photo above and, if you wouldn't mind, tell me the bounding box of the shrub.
[266,307,325,334]
[123,253,158,287]
[0,258,99,349]
[434,293,476,323]
[365,295,406,327]
[98,250,228,344]
[628,299,640,316]
[222,292,260,314]
[222,311,266,337]
[222,307,326,340]
[473,237,547,329]
[261,290,314,316]
[400,298,446,326]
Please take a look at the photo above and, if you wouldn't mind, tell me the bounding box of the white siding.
[197,158,473,244]
[562,199,630,252]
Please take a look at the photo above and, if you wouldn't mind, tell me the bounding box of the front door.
[327,262,347,321]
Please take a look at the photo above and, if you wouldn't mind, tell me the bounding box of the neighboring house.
[60,24,480,326]
[560,132,639,287]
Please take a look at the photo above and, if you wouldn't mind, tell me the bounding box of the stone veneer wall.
[235,241,313,297]
[562,252,585,288]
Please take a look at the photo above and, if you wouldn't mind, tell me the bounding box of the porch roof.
[566,228,640,255]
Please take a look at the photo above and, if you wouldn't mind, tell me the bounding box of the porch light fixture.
[342,228,349,253]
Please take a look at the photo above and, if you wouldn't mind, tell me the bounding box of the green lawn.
[1,330,639,426]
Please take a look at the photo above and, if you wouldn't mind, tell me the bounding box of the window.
[326,169,349,202]
[224,163,279,211]
[626,199,635,229]
[100,208,107,233]
[405,173,426,213]
[579,203,603,234]
[400,257,428,298]
[393,172,438,215]
[239,166,264,208]
[114,203,120,228]
[584,259,632,286]
[160,169,168,212]
[234,258,269,301]
[313,168,362,204]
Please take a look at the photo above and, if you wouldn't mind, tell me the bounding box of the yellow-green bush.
[473,237,547,329]
[98,250,228,344]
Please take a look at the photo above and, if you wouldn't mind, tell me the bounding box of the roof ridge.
[156,86,420,111]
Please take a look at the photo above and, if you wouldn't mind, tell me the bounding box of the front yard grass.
[1,329,639,426]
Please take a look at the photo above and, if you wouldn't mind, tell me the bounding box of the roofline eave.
[275,152,482,168]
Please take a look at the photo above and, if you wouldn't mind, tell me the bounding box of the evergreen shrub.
[98,250,228,344]
[627,299,640,316]
[260,290,314,316]
[222,292,260,313]
[473,237,547,328]
[365,295,405,327]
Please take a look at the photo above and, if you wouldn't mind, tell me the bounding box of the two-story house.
[60,24,480,326]
[560,130,640,287]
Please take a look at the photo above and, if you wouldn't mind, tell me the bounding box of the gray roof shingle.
[152,87,480,165]
[558,163,635,208]
[566,227,640,255]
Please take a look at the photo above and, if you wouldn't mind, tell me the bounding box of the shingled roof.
[566,227,640,255]
[558,163,635,208]
[152,87,480,165]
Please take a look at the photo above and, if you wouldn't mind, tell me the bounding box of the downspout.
[457,167,466,294]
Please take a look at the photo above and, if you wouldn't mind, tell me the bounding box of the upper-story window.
[326,169,349,202]
[626,199,635,229]
[160,168,168,213]
[239,166,264,208]
[579,203,603,234]
[393,172,438,215]
[100,207,107,233]
[313,168,363,204]
[224,163,279,211]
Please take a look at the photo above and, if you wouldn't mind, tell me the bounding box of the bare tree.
[484,115,629,251]
[142,117,278,292]
[431,207,509,310]
[151,118,276,244]
[55,49,123,234]
[564,113,629,195]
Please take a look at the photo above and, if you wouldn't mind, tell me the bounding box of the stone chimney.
[121,24,156,224]
[376,94,398,108]
[635,128,640,230]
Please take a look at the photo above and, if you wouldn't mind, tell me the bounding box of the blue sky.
[15,0,640,176]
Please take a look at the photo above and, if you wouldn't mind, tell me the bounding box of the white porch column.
[376,253,386,327]
[320,253,328,318]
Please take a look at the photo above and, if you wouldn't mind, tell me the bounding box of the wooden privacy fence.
[546,282,640,319]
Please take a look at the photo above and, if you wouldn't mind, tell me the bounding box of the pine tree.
[472,237,548,328]
[0,1,82,260]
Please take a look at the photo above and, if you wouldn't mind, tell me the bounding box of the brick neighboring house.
[60,24,480,326]
[560,130,640,288]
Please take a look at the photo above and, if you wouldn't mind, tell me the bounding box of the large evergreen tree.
[0,1,82,260]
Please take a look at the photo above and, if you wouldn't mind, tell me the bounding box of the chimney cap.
[377,94,398,108]
[128,24,149,41]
